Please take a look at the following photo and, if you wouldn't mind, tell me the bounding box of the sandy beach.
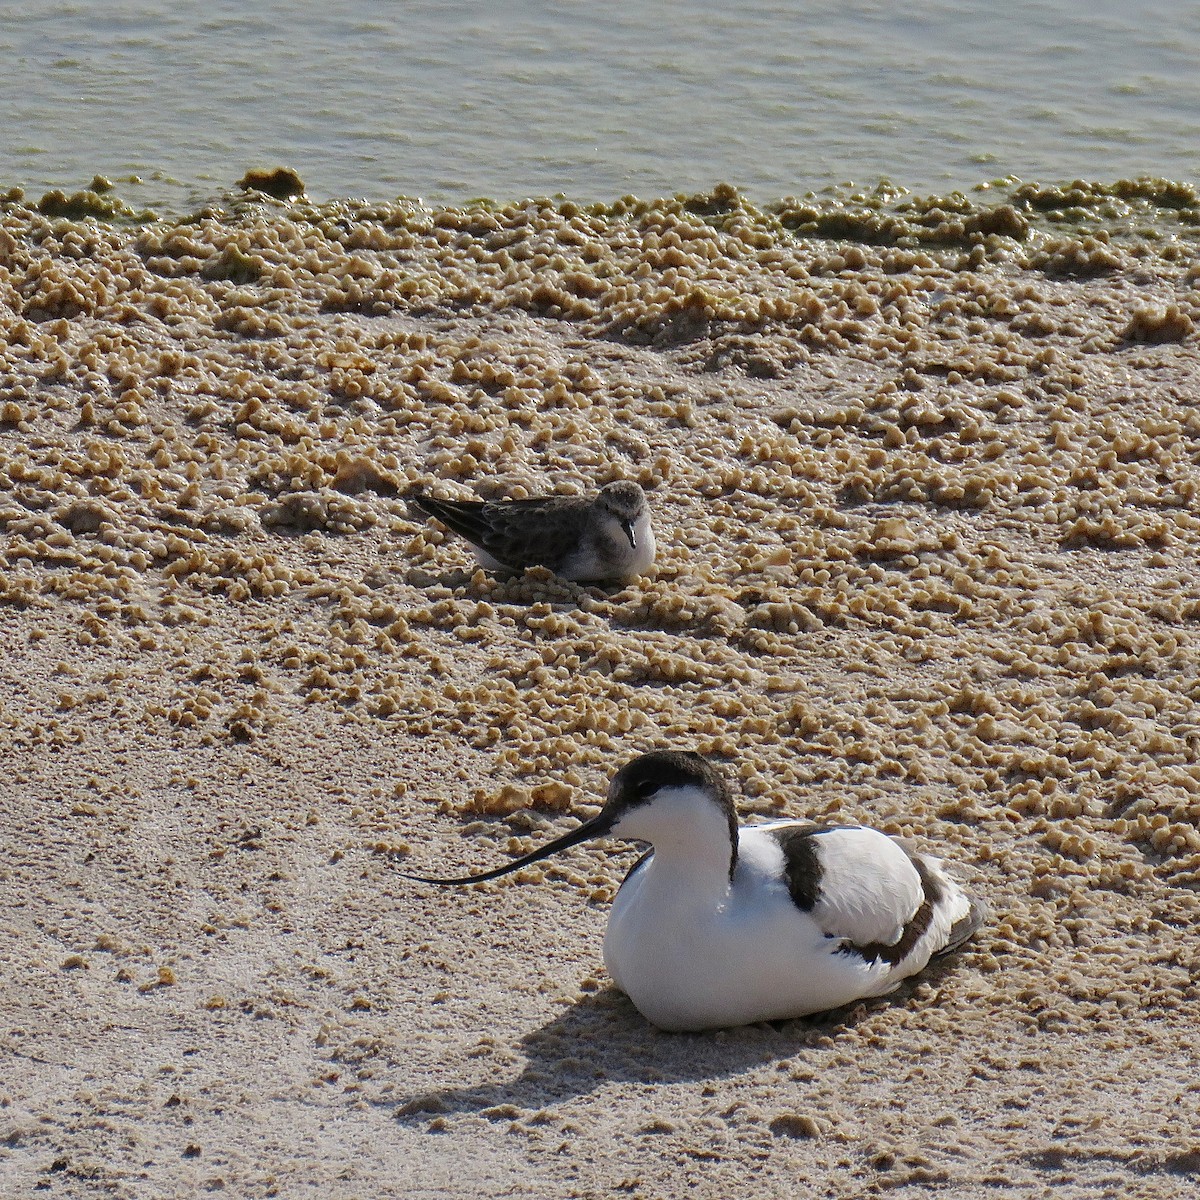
[2,180,1199,1197]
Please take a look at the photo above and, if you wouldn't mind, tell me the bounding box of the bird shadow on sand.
[390,953,969,1125]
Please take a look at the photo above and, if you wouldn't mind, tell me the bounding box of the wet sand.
[2,182,1199,1197]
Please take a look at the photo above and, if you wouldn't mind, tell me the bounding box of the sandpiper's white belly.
[625,509,657,575]
[557,508,657,581]
[470,545,508,572]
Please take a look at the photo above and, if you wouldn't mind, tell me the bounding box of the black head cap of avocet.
[400,750,738,885]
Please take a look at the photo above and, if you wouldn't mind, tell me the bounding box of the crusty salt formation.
[2,179,1199,1195]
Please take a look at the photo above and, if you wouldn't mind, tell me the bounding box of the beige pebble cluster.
[3,178,1200,1043]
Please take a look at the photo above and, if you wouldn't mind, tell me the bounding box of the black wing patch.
[768,825,826,911]
[839,855,944,967]
[768,827,949,968]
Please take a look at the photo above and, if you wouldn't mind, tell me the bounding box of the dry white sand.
[2,182,1199,1197]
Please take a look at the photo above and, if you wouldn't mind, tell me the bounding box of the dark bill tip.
[400,810,616,886]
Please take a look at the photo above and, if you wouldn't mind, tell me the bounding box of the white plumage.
[404,751,985,1032]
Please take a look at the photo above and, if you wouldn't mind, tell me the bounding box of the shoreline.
[2,185,1199,1197]
[5,170,1200,238]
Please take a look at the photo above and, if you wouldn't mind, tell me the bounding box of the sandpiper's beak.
[400,810,617,885]
[621,519,637,550]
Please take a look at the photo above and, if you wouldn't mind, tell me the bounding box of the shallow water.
[2,0,1199,213]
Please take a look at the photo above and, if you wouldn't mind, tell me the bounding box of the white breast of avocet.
[602,788,970,1032]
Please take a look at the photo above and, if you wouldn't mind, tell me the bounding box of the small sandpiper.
[402,750,986,1032]
[408,480,655,583]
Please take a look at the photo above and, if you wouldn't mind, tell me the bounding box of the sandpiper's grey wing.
[475,497,590,569]
[409,493,501,545]
[410,493,586,569]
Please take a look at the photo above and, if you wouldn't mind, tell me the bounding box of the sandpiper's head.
[594,481,649,549]
[400,749,734,886]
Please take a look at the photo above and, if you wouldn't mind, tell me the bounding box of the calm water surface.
[2,0,1198,213]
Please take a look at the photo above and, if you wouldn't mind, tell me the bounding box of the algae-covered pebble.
[237,166,306,200]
